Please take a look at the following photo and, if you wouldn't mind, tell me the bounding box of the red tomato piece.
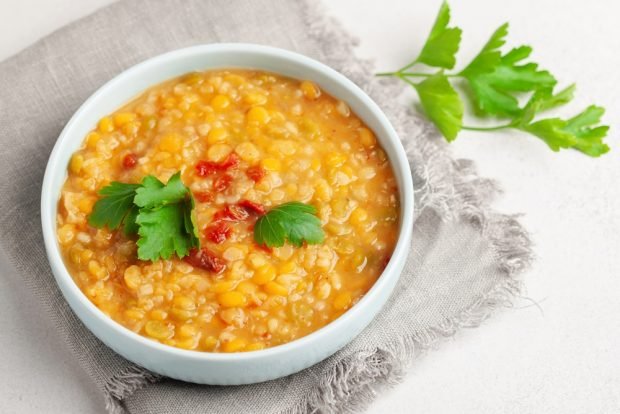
[246,165,266,182]
[219,152,240,170]
[206,221,232,244]
[196,153,240,177]
[213,173,234,192]
[122,153,137,169]
[238,199,266,215]
[195,160,219,177]
[225,204,250,221]
[212,204,250,222]
[194,191,213,203]
[185,248,226,273]
[212,209,228,222]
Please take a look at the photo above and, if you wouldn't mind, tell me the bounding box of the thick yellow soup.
[57,70,399,352]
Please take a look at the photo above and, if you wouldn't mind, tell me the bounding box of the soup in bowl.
[42,44,414,384]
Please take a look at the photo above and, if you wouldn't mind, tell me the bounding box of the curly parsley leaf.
[134,172,188,209]
[416,1,462,69]
[414,72,463,141]
[136,203,192,261]
[254,202,325,248]
[88,182,140,230]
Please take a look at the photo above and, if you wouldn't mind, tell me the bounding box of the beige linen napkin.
[0,0,532,412]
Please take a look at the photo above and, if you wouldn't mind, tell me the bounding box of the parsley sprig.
[88,172,199,261]
[376,2,610,156]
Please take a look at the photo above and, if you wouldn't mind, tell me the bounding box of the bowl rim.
[41,43,414,362]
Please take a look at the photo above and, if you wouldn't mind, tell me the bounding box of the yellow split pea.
[57,69,399,352]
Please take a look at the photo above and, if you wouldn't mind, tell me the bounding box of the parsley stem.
[399,59,420,72]
[398,76,419,89]
[462,124,513,132]
[376,71,429,78]
[376,71,407,77]
[376,71,459,78]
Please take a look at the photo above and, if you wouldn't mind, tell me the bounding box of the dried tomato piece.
[212,204,250,222]
[206,221,232,244]
[122,153,137,169]
[224,204,250,221]
[196,153,240,177]
[219,153,240,170]
[238,199,266,215]
[194,191,214,203]
[246,165,266,182]
[213,173,234,192]
[185,248,226,273]
[212,209,228,223]
[195,160,219,177]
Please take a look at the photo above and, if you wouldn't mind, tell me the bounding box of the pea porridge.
[56,70,399,352]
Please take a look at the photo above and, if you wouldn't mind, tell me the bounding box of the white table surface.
[1,0,619,413]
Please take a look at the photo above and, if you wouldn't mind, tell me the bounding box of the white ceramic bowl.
[41,44,414,385]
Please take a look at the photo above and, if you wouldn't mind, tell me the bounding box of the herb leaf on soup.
[182,192,200,249]
[134,172,188,208]
[254,202,325,248]
[88,182,140,230]
[123,205,140,236]
[136,203,194,261]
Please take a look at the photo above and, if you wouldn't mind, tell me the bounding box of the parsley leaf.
[183,193,200,249]
[517,85,576,125]
[533,84,575,112]
[136,203,192,261]
[123,205,140,236]
[134,172,188,208]
[460,23,509,77]
[254,202,325,248]
[519,106,610,156]
[416,1,462,69]
[461,44,556,117]
[414,72,463,141]
[88,182,140,230]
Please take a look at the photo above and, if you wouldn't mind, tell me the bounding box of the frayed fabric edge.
[104,365,162,414]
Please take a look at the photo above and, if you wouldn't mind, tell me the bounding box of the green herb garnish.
[88,182,140,230]
[376,1,610,156]
[88,172,199,261]
[89,174,323,259]
[135,202,194,261]
[254,202,325,248]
